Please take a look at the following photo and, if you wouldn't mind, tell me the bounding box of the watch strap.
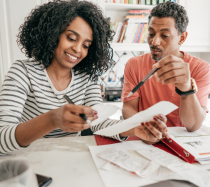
[175,86,196,96]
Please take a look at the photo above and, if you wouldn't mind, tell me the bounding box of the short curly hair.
[148,1,189,35]
[17,0,114,81]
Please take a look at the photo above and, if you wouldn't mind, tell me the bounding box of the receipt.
[98,148,160,178]
[136,146,210,187]
[94,101,178,136]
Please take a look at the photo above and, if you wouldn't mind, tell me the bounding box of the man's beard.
[150,45,163,62]
[151,54,162,62]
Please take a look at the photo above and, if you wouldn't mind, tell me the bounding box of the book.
[139,23,148,43]
[151,0,157,5]
[136,23,144,43]
[134,23,142,43]
[124,0,128,3]
[119,25,127,42]
[125,15,146,19]
[129,10,151,14]
[117,25,124,43]
[145,0,151,5]
[128,0,133,4]
[133,23,141,43]
[157,0,164,3]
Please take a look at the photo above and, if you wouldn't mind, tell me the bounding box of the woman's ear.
[178,31,188,46]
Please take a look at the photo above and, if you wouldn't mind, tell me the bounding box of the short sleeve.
[192,60,210,112]
[121,59,141,102]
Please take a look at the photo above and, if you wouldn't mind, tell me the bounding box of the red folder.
[94,135,196,164]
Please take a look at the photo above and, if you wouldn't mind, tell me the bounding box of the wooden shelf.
[105,3,155,11]
[110,43,210,52]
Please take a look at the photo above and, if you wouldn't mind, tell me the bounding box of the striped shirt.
[0,60,124,155]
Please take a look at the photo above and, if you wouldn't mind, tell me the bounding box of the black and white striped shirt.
[0,60,124,155]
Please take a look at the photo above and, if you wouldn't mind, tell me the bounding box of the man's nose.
[152,35,161,46]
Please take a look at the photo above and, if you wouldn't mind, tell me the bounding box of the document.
[168,126,210,164]
[89,141,184,187]
[168,125,210,137]
[97,148,160,178]
[91,104,120,126]
[94,101,178,136]
[136,145,210,187]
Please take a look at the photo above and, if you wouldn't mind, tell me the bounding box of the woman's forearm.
[15,110,55,147]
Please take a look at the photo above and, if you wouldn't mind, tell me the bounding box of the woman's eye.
[67,37,76,42]
[83,44,89,49]
[149,34,154,37]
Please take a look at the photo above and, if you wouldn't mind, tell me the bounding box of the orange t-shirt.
[121,52,210,127]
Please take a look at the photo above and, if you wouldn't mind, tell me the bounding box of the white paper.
[168,125,210,137]
[94,101,178,136]
[97,148,160,178]
[136,145,210,187]
[91,104,120,126]
[172,136,210,161]
[89,141,185,187]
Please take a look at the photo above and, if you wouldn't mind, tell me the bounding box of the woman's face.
[52,17,93,69]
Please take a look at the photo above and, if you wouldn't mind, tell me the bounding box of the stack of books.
[110,9,150,43]
[106,0,176,4]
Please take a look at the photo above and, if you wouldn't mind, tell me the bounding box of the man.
[120,2,210,143]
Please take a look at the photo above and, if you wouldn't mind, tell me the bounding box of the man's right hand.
[50,104,98,132]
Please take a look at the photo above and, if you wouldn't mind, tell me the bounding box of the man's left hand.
[153,55,191,92]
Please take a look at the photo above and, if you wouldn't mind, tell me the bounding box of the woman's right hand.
[50,104,98,132]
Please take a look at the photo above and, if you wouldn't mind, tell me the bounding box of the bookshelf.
[105,1,210,53]
[105,3,154,11]
[105,2,153,52]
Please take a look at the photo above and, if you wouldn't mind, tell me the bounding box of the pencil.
[127,67,159,98]
[63,95,92,126]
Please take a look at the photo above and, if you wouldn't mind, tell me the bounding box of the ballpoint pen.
[127,67,159,98]
[63,95,92,126]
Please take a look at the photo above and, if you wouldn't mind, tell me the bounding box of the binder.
[94,135,196,164]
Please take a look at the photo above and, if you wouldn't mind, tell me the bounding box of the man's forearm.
[179,94,206,131]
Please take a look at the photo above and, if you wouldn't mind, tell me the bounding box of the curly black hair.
[17,0,114,81]
[148,1,189,35]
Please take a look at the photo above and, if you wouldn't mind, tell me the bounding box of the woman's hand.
[134,114,170,145]
[50,104,97,132]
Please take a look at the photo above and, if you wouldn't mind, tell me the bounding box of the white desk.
[7,136,210,187]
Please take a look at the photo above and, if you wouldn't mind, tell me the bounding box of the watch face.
[191,78,198,93]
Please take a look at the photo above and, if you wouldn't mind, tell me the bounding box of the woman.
[0,0,168,155]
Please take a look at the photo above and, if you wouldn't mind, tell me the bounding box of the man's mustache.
[150,46,162,52]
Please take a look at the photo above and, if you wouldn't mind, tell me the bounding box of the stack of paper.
[168,126,210,164]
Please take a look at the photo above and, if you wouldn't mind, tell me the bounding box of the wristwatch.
[175,78,198,96]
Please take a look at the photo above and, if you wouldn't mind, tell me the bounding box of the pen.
[63,95,92,126]
[127,67,159,98]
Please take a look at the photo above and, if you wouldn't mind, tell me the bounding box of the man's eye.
[149,34,154,37]
[162,35,169,38]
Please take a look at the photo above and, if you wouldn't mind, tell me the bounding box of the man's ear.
[178,31,188,46]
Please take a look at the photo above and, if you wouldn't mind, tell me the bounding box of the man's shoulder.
[184,51,210,68]
[126,53,152,67]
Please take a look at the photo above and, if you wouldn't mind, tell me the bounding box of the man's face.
[147,16,181,62]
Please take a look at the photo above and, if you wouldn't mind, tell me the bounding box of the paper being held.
[94,101,178,136]
[91,104,120,126]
